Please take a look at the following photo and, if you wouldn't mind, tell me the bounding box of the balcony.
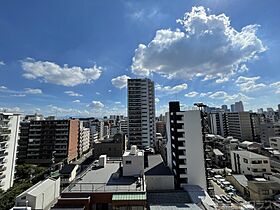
[180,174,188,178]
[179,164,187,168]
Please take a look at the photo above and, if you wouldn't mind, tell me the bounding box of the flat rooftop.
[65,162,145,193]
[232,150,268,159]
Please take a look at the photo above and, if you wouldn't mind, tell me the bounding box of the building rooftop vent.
[130,145,137,155]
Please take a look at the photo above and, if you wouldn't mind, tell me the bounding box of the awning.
[112,193,146,201]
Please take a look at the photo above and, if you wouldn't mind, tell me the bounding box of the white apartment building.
[231,150,271,176]
[269,137,280,151]
[0,112,20,191]
[119,119,128,134]
[15,178,60,210]
[260,122,280,147]
[127,78,155,149]
[79,122,90,156]
[166,102,207,190]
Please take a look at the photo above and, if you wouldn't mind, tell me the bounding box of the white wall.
[123,152,144,177]
[184,110,207,190]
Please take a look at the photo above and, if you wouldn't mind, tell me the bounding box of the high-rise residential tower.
[127,78,155,149]
[0,112,20,191]
[235,101,244,112]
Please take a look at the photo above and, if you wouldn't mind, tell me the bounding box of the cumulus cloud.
[65,91,83,97]
[131,6,266,82]
[0,61,5,66]
[111,75,131,89]
[96,92,100,95]
[209,91,253,102]
[24,88,42,94]
[73,100,80,103]
[185,91,199,97]
[155,83,188,95]
[22,58,102,86]
[89,101,105,110]
[270,81,280,94]
[0,106,21,112]
[235,76,266,92]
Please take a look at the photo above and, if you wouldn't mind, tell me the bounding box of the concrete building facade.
[127,78,155,149]
[166,102,207,190]
[18,119,79,165]
[0,112,20,191]
[231,150,271,176]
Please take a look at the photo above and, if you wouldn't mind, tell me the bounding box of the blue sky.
[0,0,280,117]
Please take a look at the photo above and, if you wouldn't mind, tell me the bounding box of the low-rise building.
[15,178,60,210]
[122,145,144,177]
[231,150,271,176]
[93,133,126,159]
[270,136,280,151]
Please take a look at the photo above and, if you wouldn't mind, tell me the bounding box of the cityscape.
[1,1,280,210]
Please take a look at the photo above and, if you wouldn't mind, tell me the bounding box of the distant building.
[231,150,271,176]
[127,78,156,149]
[18,119,79,165]
[93,133,126,159]
[221,105,228,112]
[269,136,280,151]
[230,104,235,112]
[260,122,280,147]
[15,178,60,210]
[0,112,20,191]
[166,101,207,190]
[225,112,253,141]
[119,119,128,135]
[156,121,166,137]
[79,122,90,157]
[235,101,244,112]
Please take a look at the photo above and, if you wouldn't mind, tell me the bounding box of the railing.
[67,182,145,193]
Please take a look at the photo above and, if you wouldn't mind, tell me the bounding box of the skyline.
[1,0,280,117]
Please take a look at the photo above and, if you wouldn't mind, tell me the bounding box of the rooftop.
[64,162,145,193]
[232,174,248,187]
[232,150,268,159]
[60,164,77,174]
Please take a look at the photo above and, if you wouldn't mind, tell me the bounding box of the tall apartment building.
[18,119,79,165]
[119,119,128,135]
[225,112,253,141]
[166,102,207,190]
[127,78,155,149]
[0,112,20,191]
[235,101,244,112]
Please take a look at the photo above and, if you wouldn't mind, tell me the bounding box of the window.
[126,160,132,164]
[262,190,269,195]
[243,158,248,163]
[262,168,266,172]
[263,160,268,164]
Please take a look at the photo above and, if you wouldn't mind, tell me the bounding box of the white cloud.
[235,76,266,92]
[131,6,266,82]
[89,101,105,110]
[47,105,85,116]
[115,101,121,104]
[200,92,212,97]
[96,92,100,95]
[185,91,199,97]
[155,97,160,104]
[73,100,80,103]
[24,88,43,94]
[0,106,20,112]
[111,75,131,89]
[0,61,5,66]
[22,58,102,86]
[108,90,112,92]
[209,91,253,102]
[0,86,7,90]
[270,81,280,94]
[65,91,83,97]
[155,83,188,95]
[11,94,26,97]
